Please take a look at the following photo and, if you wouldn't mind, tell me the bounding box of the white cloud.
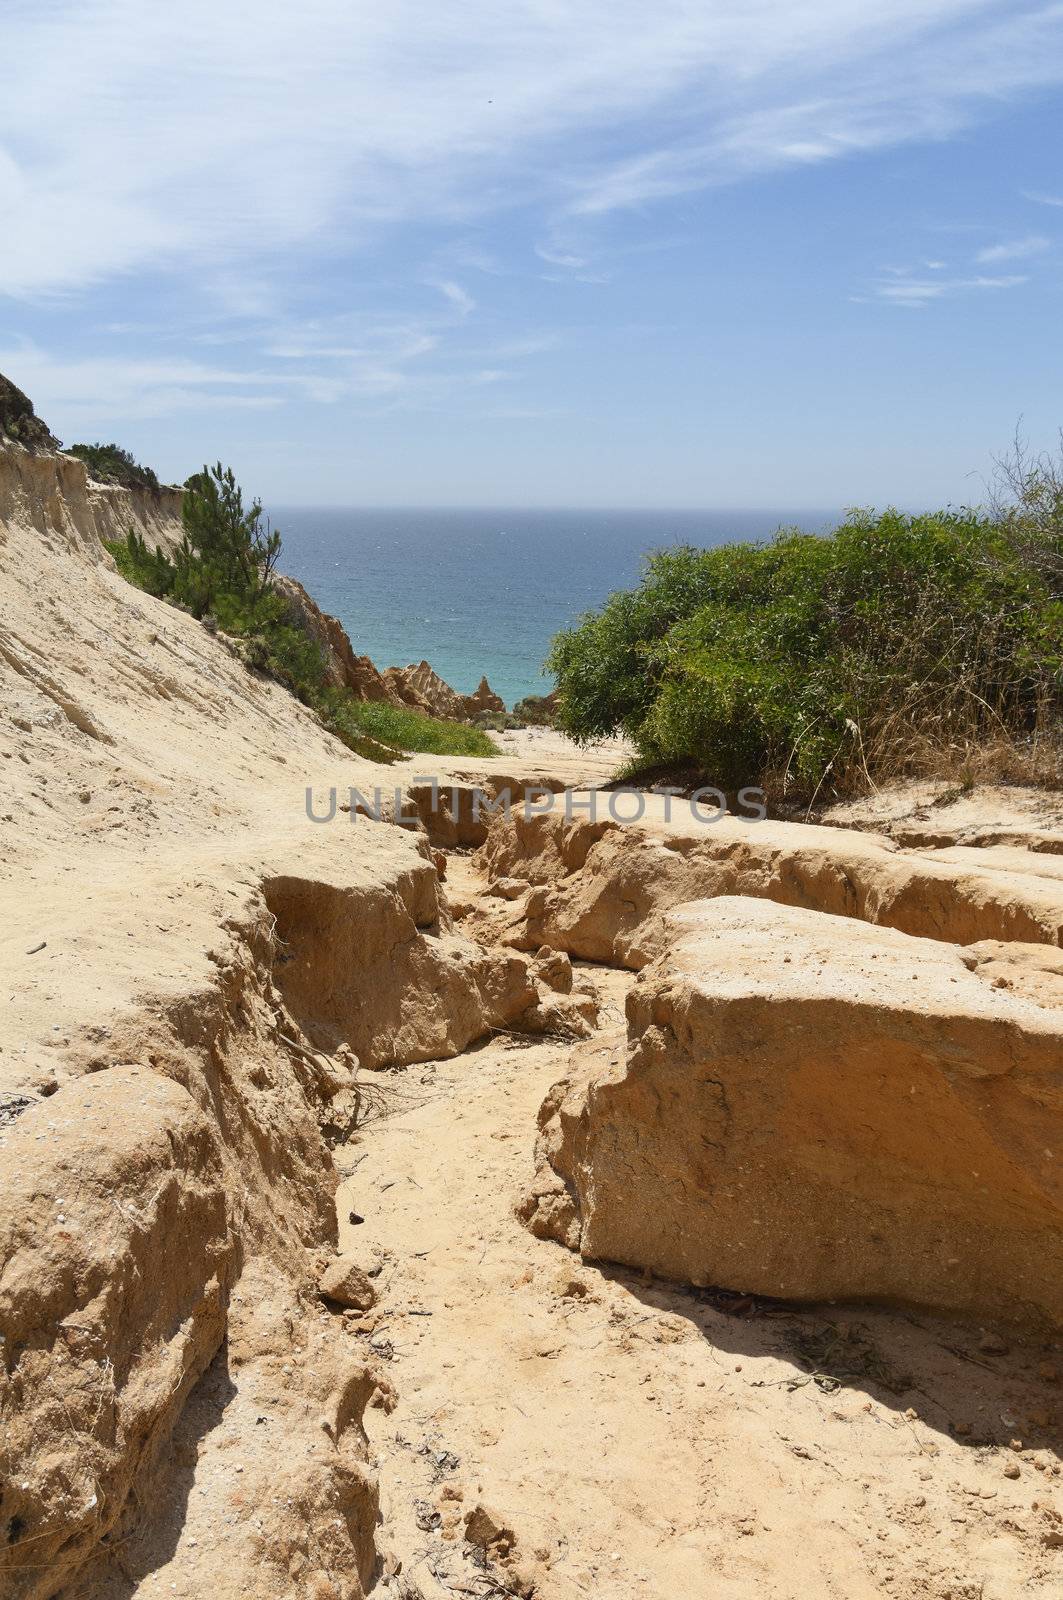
[872,271,1028,306]
[976,234,1050,261]
[2,1,1063,296]
[1022,188,1063,206]
[0,295,555,429]
[429,280,477,318]
[0,346,290,425]
[535,245,589,269]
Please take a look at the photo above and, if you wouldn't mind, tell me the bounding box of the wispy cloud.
[429,280,477,318]
[976,233,1050,261]
[3,2,1063,297]
[872,272,1028,307]
[1022,188,1063,206]
[0,296,557,427]
[535,245,588,270]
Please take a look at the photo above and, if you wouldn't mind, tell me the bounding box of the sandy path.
[335,965,1063,1600]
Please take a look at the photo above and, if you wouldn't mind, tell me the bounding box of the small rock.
[978,1331,1009,1356]
[531,948,573,994]
[1003,1462,1021,1480]
[318,1254,376,1311]
[464,1501,516,1556]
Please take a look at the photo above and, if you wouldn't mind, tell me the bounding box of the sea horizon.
[271,504,844,708]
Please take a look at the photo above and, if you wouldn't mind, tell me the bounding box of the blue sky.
[3,0,1063,507]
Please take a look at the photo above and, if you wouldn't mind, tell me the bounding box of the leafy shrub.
[66,442,160,491]
[108,528,175,598]
[548,507,1062,802]
[512,692,557,726]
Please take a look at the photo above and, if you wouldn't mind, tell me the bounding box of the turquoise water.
[272,507,837,709]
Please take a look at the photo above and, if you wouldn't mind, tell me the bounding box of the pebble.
[978,1331,1009,1356]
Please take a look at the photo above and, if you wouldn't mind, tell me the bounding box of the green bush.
[548,508,1062,802]
[109,528,175,598]
[66,442,160,491]
[512,692,557,726]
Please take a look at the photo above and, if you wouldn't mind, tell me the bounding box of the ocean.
[271,507,838,709]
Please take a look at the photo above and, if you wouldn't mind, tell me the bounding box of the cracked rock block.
[523,896,1063,1328]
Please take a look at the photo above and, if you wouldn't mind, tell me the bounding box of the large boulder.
[522,896,1063,1328]
[464,675,506,717]
[0,1068,234,1598]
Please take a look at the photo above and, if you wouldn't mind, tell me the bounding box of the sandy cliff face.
[275,573,394,701]
[0,441,184,563]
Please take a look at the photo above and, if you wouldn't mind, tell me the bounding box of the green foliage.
[106,529,174,598]
[548,509,1063,801]
[512,692,557,726]
[174,464,281,615]
[324,695,500,758]
[66,442,160,491]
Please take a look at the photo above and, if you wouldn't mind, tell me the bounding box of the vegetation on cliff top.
[65,442,161,492]
[107,463,498,761]
[0,372,59,452]
[549,446,1063,805]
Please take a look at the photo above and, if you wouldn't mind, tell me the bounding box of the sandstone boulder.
[464,675,506,717]
[531,946,573,994]
[523,896,1063,1328]
[318,1253,377,1311]
[0,1067,234,1598]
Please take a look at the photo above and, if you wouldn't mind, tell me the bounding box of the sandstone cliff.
[0,436,185,563]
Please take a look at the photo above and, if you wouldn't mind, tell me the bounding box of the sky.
[2,0,1063,509]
